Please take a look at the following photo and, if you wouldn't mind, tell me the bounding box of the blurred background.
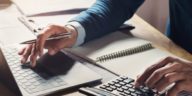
[137,0,169,33]
[0,0,169,33]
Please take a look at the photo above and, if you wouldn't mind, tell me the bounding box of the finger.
[167,82,185,96]
[174,58,191,65]
[45,39,69,55]
[47,47,60,56]
[36,26,59,56]
[36,33,50,57]
[145,62,181,88]
[21,45,33,64]
[154,72,185,92]
[18,47,26,55]
[174,59,192,71]
[137,74,141,79]
[30,44,39,67]
[135,57,176,87]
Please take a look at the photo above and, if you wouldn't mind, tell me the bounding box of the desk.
[0,2,192,96]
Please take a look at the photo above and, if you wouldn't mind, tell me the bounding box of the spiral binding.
[96,43,153,62]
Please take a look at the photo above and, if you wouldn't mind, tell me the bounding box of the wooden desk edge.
[129,15,192,61]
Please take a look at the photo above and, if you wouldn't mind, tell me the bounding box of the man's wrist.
[65,22,86,47]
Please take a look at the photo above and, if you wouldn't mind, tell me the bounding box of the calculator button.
[108,82,115,85]
[126,84,133,88]
[99,86,107,89]
[103,84,110,87]
[135,90,142,95]
[114,84,121,87]
[117,88,123,92]
[124,79,134,84]
[117,78,124,81]
[112,80,119,83]
[119,82,126,85]
[124,90,131,94]
[129,88,135,92]
[122,86,128,90]
[131,92,137,96]
[106,87,113,91]
[119,92,127,96]
[109,85,116,90]
[120,76,128,80]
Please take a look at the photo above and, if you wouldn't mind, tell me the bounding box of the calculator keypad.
[97,76,156,96]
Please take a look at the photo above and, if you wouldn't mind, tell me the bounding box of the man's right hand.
[18,24,78,67]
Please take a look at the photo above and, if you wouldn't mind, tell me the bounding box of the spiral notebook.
[70,32,171,78]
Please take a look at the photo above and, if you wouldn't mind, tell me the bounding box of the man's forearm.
[70,0,144,43]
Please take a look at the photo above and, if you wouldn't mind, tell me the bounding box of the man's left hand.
[135,57,192,96]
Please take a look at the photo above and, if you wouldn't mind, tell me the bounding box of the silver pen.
[20,32,72,44]
[18,16,72,44]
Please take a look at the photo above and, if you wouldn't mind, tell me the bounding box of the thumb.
[137,74,141,79]
[134,74,141,88]
[48,48,59,55]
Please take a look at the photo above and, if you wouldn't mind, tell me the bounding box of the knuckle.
[48,25,56,28]
[48,25,57,29]
[37,33,44,38]
[30,55,33,61]
[23,54,28,58]
[53,47,60,52]
[164,56,173,61]
[164,75,173,83]
[23,51,30,57]
[174,63,183,69]
[154,70,162,78]
[143,67,152,75]
[175,84,182,91]
[145,66,154,72]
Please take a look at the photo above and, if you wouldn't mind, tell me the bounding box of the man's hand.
[18,25,78,67]
[135,57,192,96]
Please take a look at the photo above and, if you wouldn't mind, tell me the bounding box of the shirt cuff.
[66,22,86,47]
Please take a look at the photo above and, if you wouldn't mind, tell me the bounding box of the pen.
[20,32,72,44]
[18,16,72,44]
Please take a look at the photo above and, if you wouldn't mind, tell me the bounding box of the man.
[18,0,192,95]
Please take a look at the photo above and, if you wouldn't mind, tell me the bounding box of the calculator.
[79,76,157,96]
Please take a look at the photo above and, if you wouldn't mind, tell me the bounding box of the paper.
[70,32,173,78]
[12,0,95,16]
[0,5,36,45]
[26,14,77,28]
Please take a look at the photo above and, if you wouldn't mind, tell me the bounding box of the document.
[12,0,95,16]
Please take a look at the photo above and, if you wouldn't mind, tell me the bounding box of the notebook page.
[72,32,151,60]
[70,32,174,78]
[100,48,172,79]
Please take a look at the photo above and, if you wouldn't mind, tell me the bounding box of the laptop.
[0,44,102,96]
[0,5,102,95]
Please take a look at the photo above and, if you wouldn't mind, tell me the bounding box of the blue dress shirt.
[69,0,192,53]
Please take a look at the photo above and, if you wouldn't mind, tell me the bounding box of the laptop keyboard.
[2,46,67,94]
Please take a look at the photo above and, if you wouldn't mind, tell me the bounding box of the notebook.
[70,31,173,79]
